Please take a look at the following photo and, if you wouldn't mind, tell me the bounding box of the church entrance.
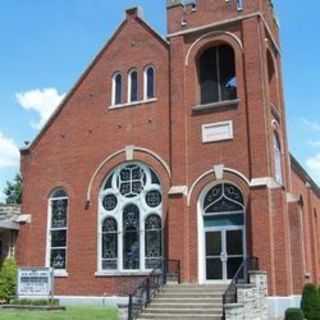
[205,227,245,281]
[199,182,246,283]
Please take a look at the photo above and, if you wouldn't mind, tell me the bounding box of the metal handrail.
[222,257,259,318]
[127,259,181,320]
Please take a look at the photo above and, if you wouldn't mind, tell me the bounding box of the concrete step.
[156,292,223,298]
[145,307,222,314]
[137,314,222,319]
[154,297,223,303]
[150,302,223,308]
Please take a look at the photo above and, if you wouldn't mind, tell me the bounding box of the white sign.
[202,121,233,143]
[17,267,54,298]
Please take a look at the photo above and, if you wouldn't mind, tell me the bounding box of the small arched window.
[144,66,156,99]
[112,73,122,105]
[273,133,283,185]
[102,217,118,270]
[128,69,139,103]
[267,51,278,108]
[199,45,237,105]
[47,189,68,271]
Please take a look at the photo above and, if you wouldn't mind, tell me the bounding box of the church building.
[16,0,320,318]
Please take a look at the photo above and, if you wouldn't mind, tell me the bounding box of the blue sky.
[0,0,319,202]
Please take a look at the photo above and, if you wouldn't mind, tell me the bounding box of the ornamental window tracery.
[99,162,163,272]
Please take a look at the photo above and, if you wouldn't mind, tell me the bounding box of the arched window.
[273,133,283,184]
[144,66,156,99]
[112,73,122,105]
[102,217,118,270]
[47,189,68,271]
[128,69,138,103]
[267,51,278,107]
[202,183,245,281]
[99,162,163,273]
[199,45,237,105]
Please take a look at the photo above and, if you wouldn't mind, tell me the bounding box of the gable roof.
[21,7,168,154]
[290,154,320,198]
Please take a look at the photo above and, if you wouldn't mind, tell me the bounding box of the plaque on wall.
[17,267,54,298]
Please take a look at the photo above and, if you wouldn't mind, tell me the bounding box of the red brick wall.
[16,1,320,299]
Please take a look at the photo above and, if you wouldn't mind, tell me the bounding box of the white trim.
[97,162,163,274]
[187,167,250,206]
[185,30,243,66]
[197,181,246,284]
[86,146,171,202]
[108,98,157,110]
[201,121,234,143]
[168,185,188,196]
[286,192,300,203]
[14,214,31,224]
[267,295,302,319]
[250,177,281,189]
[46,190,69,275]
[143,65,156,100]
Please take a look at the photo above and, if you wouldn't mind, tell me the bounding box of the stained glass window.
[123,205,140,270]
[129,70,138,102]
[273,133,283,185]
[102,217,118,270]
[49,189,68,270]
[112,73,122,105]
[100,162,163,272]
[204,183,244,214]
[145,215,162,269]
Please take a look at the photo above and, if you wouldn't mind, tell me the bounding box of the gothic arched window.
[128,69,139,103]
[273,133,283,185]
[199,45,237,105]
[47,189,68,272]
[112,72,122,105]
[99,162,163,273]
[144,66,156,99]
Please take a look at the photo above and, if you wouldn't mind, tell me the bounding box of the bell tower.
[166,0,294,297]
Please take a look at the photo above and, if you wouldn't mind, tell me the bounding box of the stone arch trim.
[86,146,171,202]
[187,167,250,207]
[185,30,243,66]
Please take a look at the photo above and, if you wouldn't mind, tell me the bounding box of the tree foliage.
[3,174,22,205]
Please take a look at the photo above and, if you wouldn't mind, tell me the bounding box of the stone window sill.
[108,98,157,110]
[192,98,240,113]
[95,271,154,277]
[54,270,69,278]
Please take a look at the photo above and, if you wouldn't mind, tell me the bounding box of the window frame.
[273,132,283,185]
[199,45,237,105]
[111,72,122,106]
[128,69,139,103]
[46,189,69,277]
[144,65,156,100]
[97,162,163,275]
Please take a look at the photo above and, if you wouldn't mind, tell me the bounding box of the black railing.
[128,259,180,320]
[222,257,259,318]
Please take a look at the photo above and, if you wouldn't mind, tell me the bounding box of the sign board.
[17,267,54,298]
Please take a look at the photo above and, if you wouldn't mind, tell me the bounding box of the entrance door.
[205,227,245,281]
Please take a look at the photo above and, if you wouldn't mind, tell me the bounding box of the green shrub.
[0,258,17,302]
[285,308,304,320]
[301,283,320,319]
[308,303,320,320]
[9,298,59,306]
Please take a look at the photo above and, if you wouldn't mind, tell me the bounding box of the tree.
[3,174,22,205]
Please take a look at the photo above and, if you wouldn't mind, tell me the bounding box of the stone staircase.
[137,283,227,320]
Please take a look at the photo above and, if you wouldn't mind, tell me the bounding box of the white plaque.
[17,267,54,298]
[202,121,233,143]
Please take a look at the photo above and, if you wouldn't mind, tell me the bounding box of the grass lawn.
[0,306,119,320]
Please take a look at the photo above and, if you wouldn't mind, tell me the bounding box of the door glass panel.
[206,232,221,256]
[206,258,223,280]
[227,257,243,279]
[226,230,243,255]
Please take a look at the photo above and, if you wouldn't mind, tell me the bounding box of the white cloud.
[0,132,19,169]
[306,153,320,184]
[16,88,65,129]
[303,119,320,132]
